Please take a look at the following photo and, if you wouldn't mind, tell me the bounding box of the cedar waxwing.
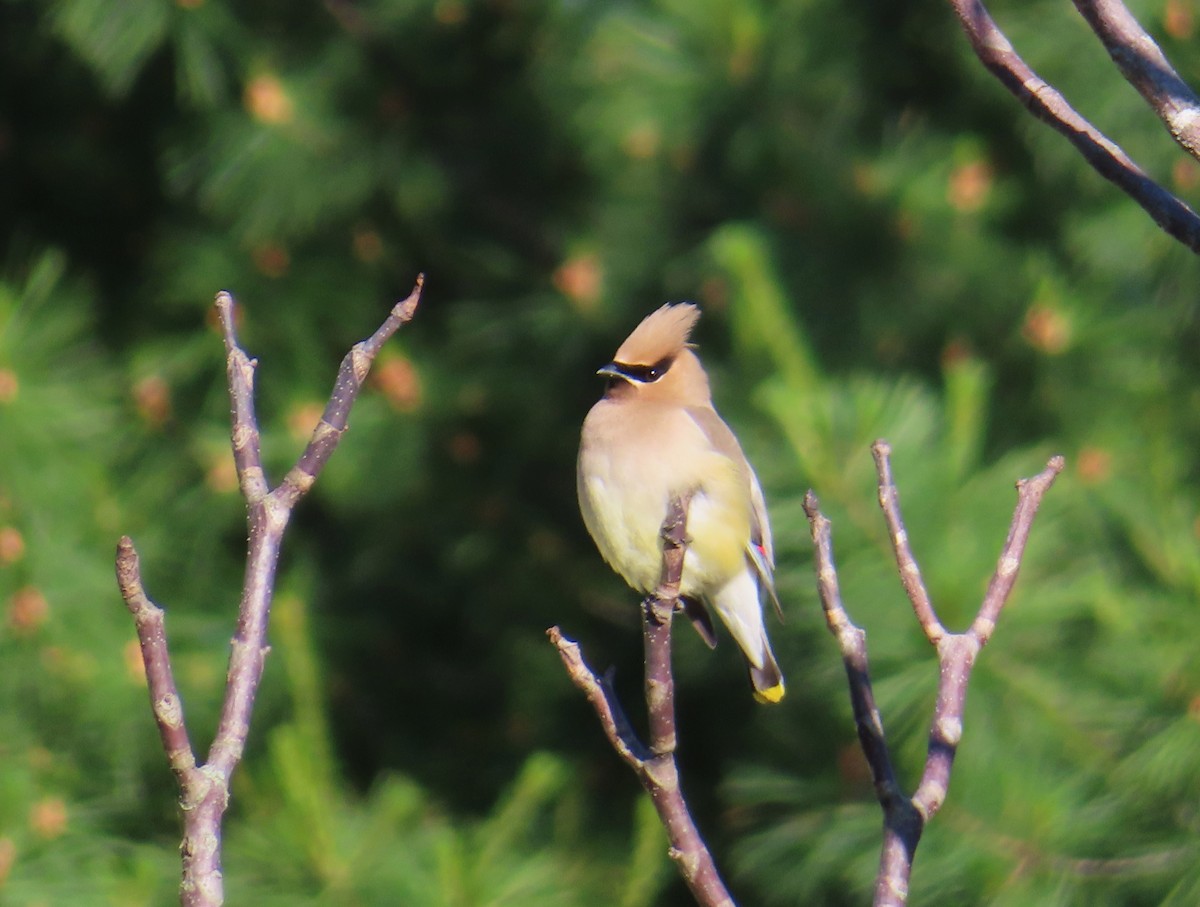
[577,303,785,703]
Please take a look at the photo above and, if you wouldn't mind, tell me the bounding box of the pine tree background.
[2,0,1199,904]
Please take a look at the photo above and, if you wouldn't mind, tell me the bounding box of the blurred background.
[2,0,1199,904]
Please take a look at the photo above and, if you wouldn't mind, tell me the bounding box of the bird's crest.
[614,303,700,367]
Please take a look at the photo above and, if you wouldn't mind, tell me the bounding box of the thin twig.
[117,276,424,907]
[550,495,735,907]
[970,454,1065,645]
[947,0,1200,253]
[803,492,902,810]
[115,540,199,785]
[871,442,944,644]
[1073,0,1200,159]
[548,630,651,767]
[803,443,1063,906]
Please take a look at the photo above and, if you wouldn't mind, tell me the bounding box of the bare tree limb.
[871,443,945,645]
[548,630,652,766]
[550,495,736,907]
[946,0,1200,253]
[1073,0,1200,159]
[116,276,424,907]
[806,493,906,801]
[803,442,1063,906]
[115,538,199,785]
[969,455,1063,644]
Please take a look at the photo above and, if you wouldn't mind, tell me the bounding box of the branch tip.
[394,275,425,323]
[802,490,820,515]
[214,291,237,338]
[115,536,144,602]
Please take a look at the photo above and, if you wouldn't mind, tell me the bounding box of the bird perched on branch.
[577,303,785,703]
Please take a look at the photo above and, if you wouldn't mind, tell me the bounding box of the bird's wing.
[684,405,747,474]
[746,469,784,621]
[746,467,775,568]
[685,406,783,621]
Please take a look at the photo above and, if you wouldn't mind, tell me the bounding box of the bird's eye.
[618,356,674,383]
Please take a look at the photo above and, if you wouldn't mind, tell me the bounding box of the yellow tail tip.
[753,682,786,705]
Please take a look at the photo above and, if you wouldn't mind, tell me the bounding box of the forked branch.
[116,276,423,907]
[947,0,1200,253]
[803,441,1063,906]
[550,495,736,907]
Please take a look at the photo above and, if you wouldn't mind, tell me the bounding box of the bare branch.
[116,277,424,906]
[804,445,1063,906]
[643,492,689,757]
[871,442,945,644]
[801,492,902,809]
[215,293,268,505]
[281,277,423,508]
[1073,0,1200,159]
[117,535,225,906]
[970,455,1065,644]
[551,495,735,907]
[115,537,198,783]
[947,0,1200,253]
[547,628,651,766]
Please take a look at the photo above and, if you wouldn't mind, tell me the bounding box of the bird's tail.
[710,569,786,704]
[749,646,785,704]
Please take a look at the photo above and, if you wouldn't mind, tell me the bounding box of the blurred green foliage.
[2,0,1200,904]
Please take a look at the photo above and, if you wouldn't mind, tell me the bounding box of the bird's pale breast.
[577,399,750,596]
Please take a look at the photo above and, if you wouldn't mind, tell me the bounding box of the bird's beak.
[596,362,624,379]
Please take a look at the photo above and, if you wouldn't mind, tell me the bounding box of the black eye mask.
[612,355,674,383]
